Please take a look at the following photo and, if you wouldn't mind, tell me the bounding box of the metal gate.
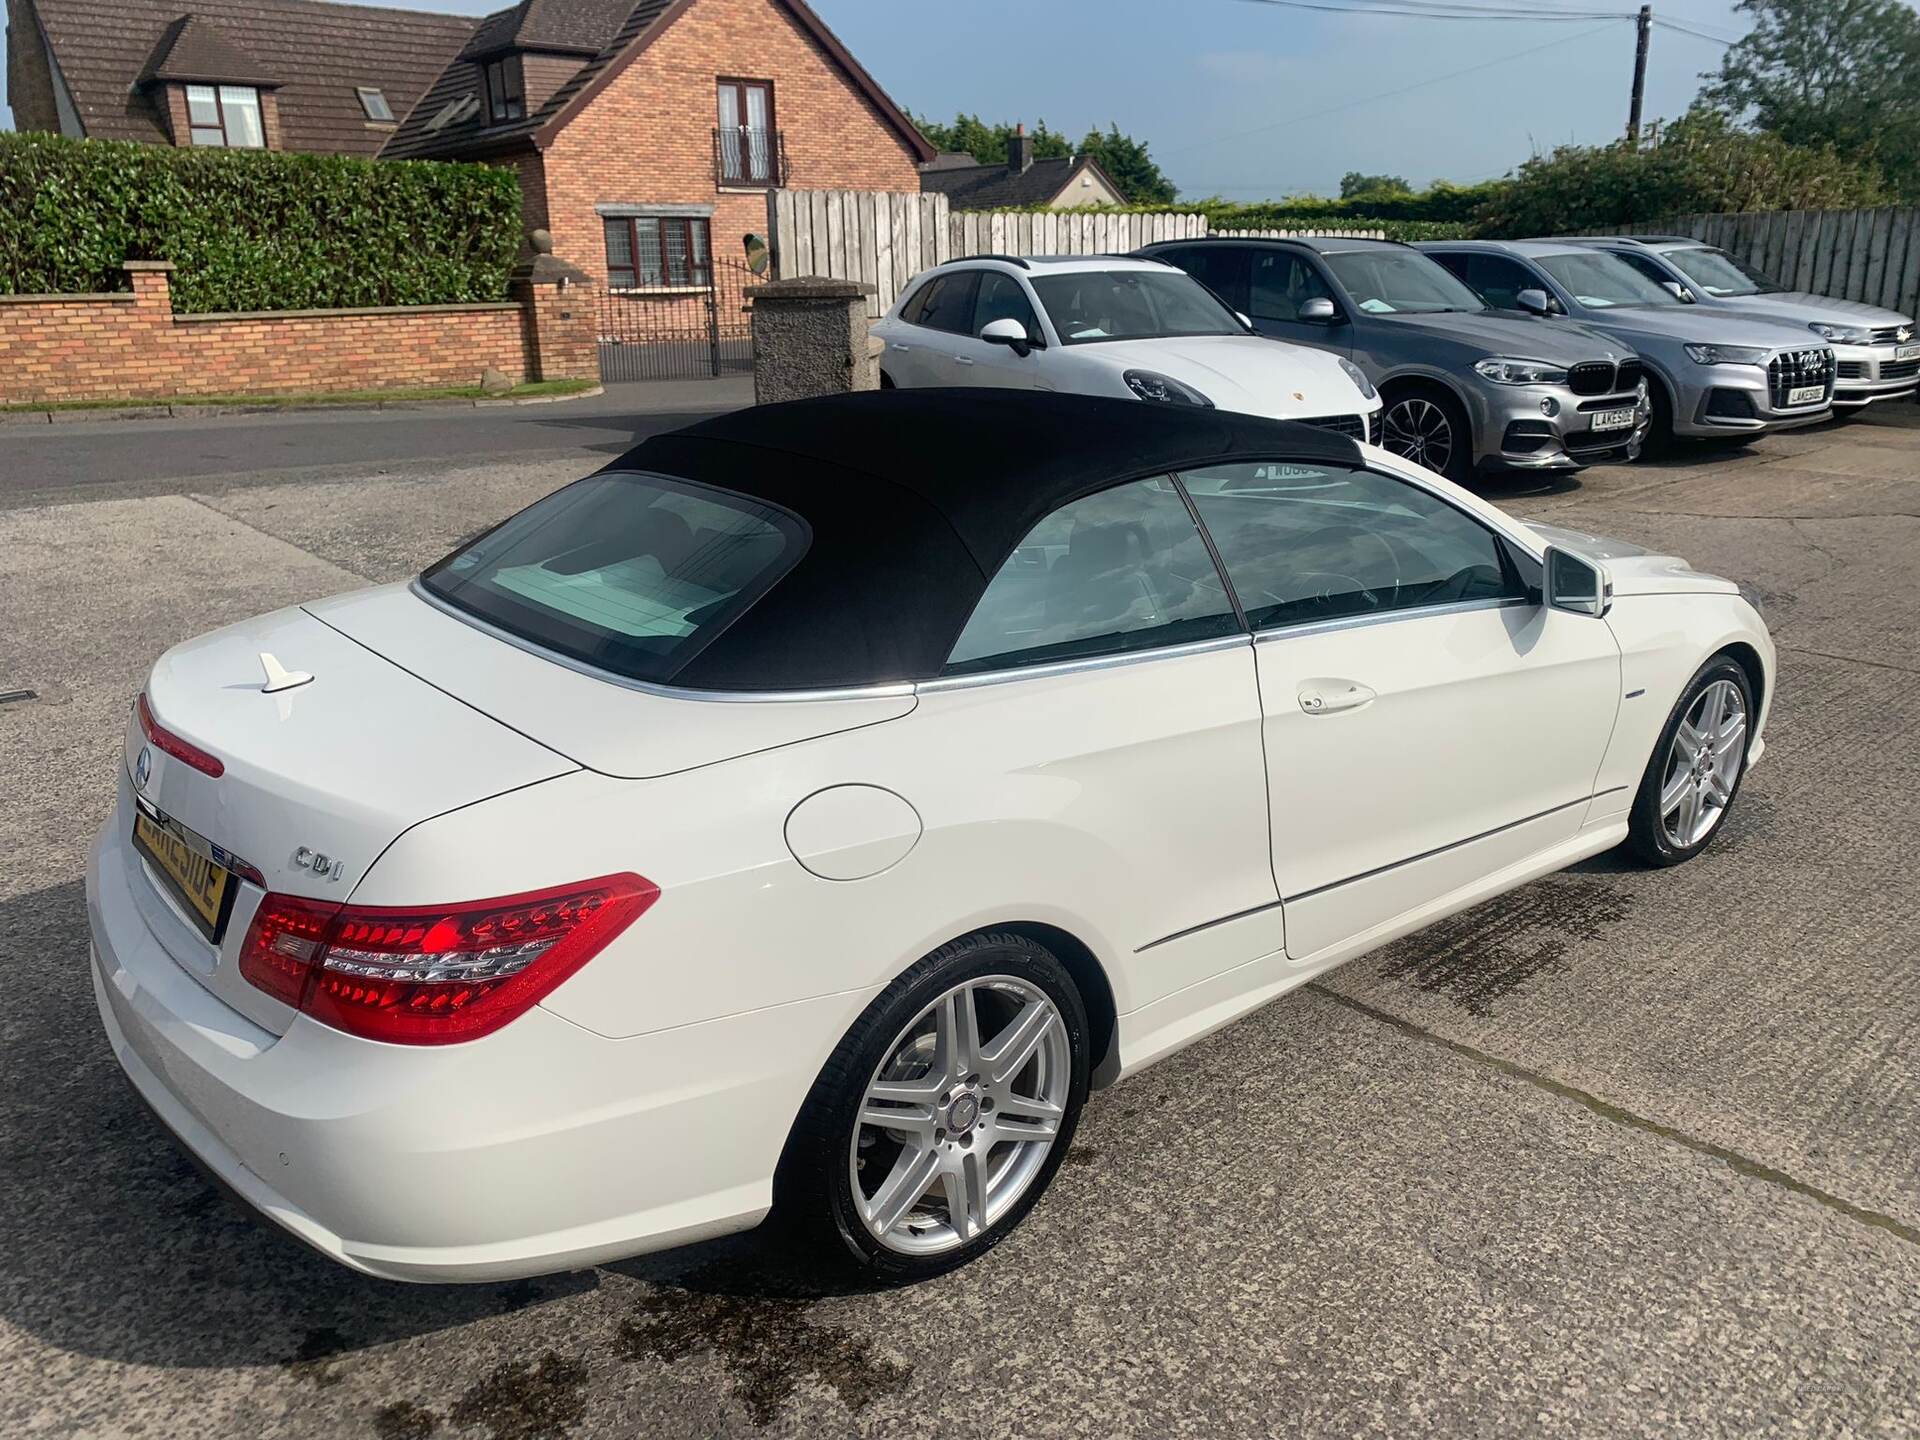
[593,258,757,382]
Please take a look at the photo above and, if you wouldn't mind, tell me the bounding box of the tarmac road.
[1,395,1916,1438]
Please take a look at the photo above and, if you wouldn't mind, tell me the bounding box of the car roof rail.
[951,253,1031,269]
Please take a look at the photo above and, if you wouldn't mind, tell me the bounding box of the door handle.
[952,354,975,366]
[891,342,912,352]
[1299,680,1376,715]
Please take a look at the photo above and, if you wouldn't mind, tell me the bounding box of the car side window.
[1616,252,1673,287]
[973,271,1041,342]
[917,271,981,335]
[944,478,1241,675]
[1167,245,1250,312]
[898,278,937,326]
[1250,253,1334,322]
[1457,254,1538,311]
[1180,462,1521,632]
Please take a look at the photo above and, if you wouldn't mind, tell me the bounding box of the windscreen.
[1664,247,1782,297]
[1536,251,1681,309]
[1031,269,1245,343]
[421,471,808,684]
[1321,250,1486,314]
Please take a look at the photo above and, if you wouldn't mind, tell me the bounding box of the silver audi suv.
[1563,236,1917,412]
[1139,236,1649,483]
[1421,239,1837,446]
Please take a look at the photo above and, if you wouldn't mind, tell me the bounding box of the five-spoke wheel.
[1628,655,1754,865]
[777,931,1089,1279]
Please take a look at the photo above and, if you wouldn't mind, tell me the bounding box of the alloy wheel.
[1383,398,1455,474]
[1659,678,1748,848]
[849,975,1070,1256]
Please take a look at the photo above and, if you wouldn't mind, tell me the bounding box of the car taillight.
[238,874,656,1044]
[137,692,225,777]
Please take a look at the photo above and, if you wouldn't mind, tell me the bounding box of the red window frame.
[603,216,713,289]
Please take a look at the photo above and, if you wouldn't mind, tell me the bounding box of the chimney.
[1007,122,1031,174]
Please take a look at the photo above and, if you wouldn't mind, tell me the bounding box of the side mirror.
[1545,546,1612,618]
[1661,280,1695,303]
[979,316,1036,355]
[1299,297,1339,323]
[1516,288,1555,317]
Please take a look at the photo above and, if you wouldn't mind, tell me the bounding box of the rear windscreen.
[421,471,809,685]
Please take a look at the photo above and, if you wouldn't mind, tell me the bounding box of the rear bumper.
[88,819,847,1282]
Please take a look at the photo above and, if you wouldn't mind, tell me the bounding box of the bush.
[1470,108,1893,237]
[1191,182,1505,228]
[0,131,521,313]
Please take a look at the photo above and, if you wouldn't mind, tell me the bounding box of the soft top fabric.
[608,389,1363,690]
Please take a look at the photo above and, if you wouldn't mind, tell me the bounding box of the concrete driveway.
[1,400,1916,1438]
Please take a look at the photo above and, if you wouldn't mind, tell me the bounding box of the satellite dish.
[743,232,771,275]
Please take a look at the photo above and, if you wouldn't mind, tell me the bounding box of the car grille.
[1882,358,1920,381]
[1561,428,1636,454]
[1870,324,1909,346]
[1616,358,1644,391]
[1836,360,1868,380]
[1768,348,1834,407]
[1568,361,1616,396]
[1297,413,1367,441]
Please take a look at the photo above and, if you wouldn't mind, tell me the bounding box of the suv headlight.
[1808,321,1871,345]
[1337,356,1377,399]
[1685,343,1771,366]
[1123,369,1213,406]
[1474,356,1569,386]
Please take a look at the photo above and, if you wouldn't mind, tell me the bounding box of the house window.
[715,79,775,185]
[185,85,264,148]
[485,57,524,123]
[604,216,713,289]
[356,87,393,122]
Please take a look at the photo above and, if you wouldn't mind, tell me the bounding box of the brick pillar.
[512,230,596,383]
[124,259,176,314]
[747,277,878,404]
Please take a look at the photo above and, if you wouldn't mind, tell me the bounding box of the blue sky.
[1,0,1755,198]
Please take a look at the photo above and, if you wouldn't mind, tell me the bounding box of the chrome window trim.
[916,632,1252,694]
[1252,595,1529,646]
[403,581,917,704]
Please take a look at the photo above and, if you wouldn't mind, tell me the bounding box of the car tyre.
[774,931,1089,1282]
[1625,654,1754,866]
[1380,386,1474,484]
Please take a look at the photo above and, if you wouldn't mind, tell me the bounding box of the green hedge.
[0,131,521,313]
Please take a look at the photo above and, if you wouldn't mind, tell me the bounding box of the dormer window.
[186,84,264,147]
[357,87,393,122]
[484,57,524,123]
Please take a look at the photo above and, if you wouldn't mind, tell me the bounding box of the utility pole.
[1627,4,1652,145]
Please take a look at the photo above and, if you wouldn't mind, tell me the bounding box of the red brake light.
[137,692,225,778]
[238,874,657,1044]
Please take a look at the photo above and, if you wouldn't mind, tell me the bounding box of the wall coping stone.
[0,292,138,305]
[173,301,523,323]
[749,276,876,301]
[122,260,177,273]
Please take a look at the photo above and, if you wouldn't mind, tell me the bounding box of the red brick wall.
[536,0,923,284]
[0,265,547,404]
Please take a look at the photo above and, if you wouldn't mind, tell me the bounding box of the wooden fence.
[765,189,1383,315]
[1668,207,1920,318]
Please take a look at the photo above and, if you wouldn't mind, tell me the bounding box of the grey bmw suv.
[1139,235,1649,482]
[1420,239,1837,446]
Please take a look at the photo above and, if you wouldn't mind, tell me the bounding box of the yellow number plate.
[133,810,232,940]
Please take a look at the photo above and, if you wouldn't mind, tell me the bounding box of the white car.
[89,390,1772,1284]
[874,254,1384,443]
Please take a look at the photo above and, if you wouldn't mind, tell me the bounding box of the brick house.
[8,0,934,284]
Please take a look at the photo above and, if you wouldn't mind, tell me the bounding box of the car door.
[1436,252,1550,315]
[1180,458,1621,961]
[1247,250,1351,356]
[885,272,981,387]
[960,270,1051,390]
[1156,244,1251,319]
[915,475,1283,1014]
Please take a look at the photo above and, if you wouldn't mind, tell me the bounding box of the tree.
[909,113,1071,165]
[1340,172,1412,198]
[1702,0,1920,198]
[1472,107,1890,237]
[1075,124,1178,205]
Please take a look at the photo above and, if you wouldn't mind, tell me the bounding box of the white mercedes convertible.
[89,390,1771,1283]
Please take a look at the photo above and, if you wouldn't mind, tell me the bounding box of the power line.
[1228,0,1636,22]
[1162,18,1626,159]
[1652,16,1739,45]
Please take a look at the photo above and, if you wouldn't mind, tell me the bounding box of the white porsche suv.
[873,255,1383,443]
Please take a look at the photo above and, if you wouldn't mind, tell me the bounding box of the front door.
[1180,459,1621,960]
[1247,251,1350,358]
[952,271,1050,390]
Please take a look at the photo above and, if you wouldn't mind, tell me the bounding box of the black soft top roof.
[611,389,1361,691]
